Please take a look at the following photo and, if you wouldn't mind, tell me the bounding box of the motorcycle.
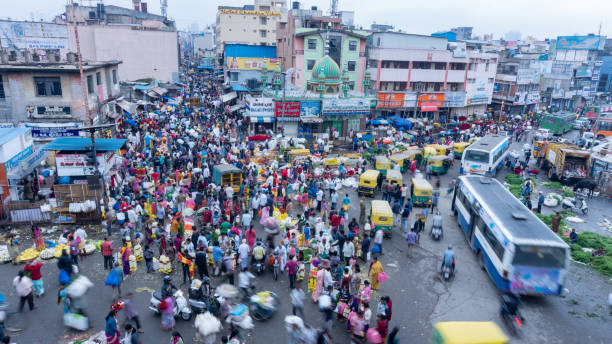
[149,289,192,321]
[430,224,443,241]
[441,262,454,281]
[561,196,588,214]
[253,257,266,275]
[500,293,525,335]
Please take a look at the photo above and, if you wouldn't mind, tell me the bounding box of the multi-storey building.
[216,0,287,56]
[492,53,542,114]
[367,32,497,119]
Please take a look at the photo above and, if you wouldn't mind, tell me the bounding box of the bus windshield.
[512,245,566,268]
[465,150,489,162]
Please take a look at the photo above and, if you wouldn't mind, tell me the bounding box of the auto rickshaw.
[375,155,391,175]
[358,169,380,197]
[325,155,339,167]
[389,153,409,173]
[452,142,470,159]
[371,200,393,237]
[386,169,403,186]
[213,164,243,192]
[431,321,508,344]
[287,149,310,163]
[411,177,432,206]
[427,155,451,175]
[427,144,450,156]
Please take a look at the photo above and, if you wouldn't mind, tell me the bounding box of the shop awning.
[146,91,159,98]
[229,104,244,113]
[151,87,168,96]
[277,117,300,122]
[222,92,237,103]
[6,148,48,180]
[300,116,323,123]
[421,103,439,112]
[249,117,274,123]
[117,100,138,115]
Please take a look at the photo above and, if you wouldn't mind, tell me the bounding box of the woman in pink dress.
[312,267,326,302]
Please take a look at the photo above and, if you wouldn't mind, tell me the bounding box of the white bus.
[461,135,510,176]
[452,175,569,296]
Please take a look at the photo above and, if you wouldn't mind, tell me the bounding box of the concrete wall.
[301,34,324,89]
[69,25,178,82]
[339,36,363,92]
[216,11,284,54]
[371,32,448,50]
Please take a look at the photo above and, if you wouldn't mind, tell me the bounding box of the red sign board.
[275,101,301,117]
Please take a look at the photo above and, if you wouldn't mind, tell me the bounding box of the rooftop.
[0,128,31,146]
[0,60,121,73]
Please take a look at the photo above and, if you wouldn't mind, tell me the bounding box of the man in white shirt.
[374,229,384,255]
[238,239,250,271]
[225,185,234,200]
[13,271,34,311]
[316,189,324,212]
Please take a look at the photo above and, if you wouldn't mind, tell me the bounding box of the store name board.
[444,91,466,107]
[377,93,405,108]
[219,9,281,16]
[31,127,79,138]
[322,98,370,116]
[467,95,489,105]
[275,101,300,117]
[56,153,111,177]
[37,106,71,115]
[6,145,33,170]
[417,93,445,107]
[245,97,274,117]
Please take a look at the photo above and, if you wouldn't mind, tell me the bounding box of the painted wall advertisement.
[300,101,321,117]
[275,101,301,117]
[56,153,113,177]
[245,97,274,117]
[417,93,445,107]
[226,57,281,70]
[0,20,68,49]
[322,99,370,116]
[377,92,405,108]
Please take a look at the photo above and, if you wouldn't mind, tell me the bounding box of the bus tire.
[478,251,486,271]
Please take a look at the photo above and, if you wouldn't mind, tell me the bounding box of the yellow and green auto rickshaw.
[452,142,470,159]
[389,153,409,173]
[431,321,508,344]
[213,164,243,192]
[411,177,433,206]
[375,155,391,175]
[358,169,380,197]
[427,155,452,175]
[386,169,403,186]
[286,148,311,163]
[371,200,394,237]
[428,144,451,156]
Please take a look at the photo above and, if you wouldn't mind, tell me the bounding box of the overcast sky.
[4,0,612,39]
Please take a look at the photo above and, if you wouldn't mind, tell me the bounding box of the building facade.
[224,44,277,94]
[368,32,497,119]
[216,0,287,56]
[492,54,542,114]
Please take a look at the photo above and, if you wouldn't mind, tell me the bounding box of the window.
[376,37,381,46]
[307,59,316,71]
[434,62,445,70]
[260,17,267,25]
[96,72,101,85]
[348,81,355,90]
[35,77,62,96]
[349,40,357,51]
[485,63,490,72]
[308,39,317,50]
[0,75,4,99]
[476,216,505,261]
[260,30,267,38]
[87,75,94,94]
[112,70,118,84]
[467,78,476,84]
[488,78,494,83]
[512,245,566,268]
[231,72,238,81]
[465,150,489,163]
[347,61,356,72]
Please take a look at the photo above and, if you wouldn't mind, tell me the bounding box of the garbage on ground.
[566,216,585,223]
[544,193,561,207]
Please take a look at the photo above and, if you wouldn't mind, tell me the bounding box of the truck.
[539,142,591,183]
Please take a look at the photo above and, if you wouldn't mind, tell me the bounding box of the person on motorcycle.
[251,239,266,267]
[161,276,177,299]
[501,292,520,316]
[238,267,255,299]
[432,211,443,230]
[441,244,456,273]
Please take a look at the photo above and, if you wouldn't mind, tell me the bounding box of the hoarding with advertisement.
[55,153,113,177]
[513,92,540,105]
[467,94,488,105]
[517,69,540,84]
[575,64,593,78]
[0,20,68,49]
[556,35,605,50]
[226,57,281,70]
[377,93,405,108]
[245,97,274,117]
[404,92,418,108]
[300,101,321,117]
[418,93,445,107]
[321,98,370,116]
[444,92,466,107]
[275,101,301,117]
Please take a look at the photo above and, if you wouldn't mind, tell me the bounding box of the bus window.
[512,245,566,268]
[465,151,489,162]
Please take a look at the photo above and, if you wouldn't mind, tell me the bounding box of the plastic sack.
[318,294,331,311]
[105,269,119,286]
[59,269,71,285]
[372,243,381,254]
[377,271,388,283]
[65,275,93,298]
[64,313,89,331]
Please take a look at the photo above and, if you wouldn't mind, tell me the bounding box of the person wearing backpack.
[123,324,141,344]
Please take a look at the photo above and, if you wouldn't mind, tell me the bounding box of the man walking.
[285,258,298,290]
[537,191,545,214]
[101,237,114,270]
[290,283,305,317]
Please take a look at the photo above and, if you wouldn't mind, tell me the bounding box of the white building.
[368,32,497,119]
[193,28,216,60]
[216,0,287,55]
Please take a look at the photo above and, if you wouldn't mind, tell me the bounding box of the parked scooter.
[561,196,588,214]
[149,289,192,321]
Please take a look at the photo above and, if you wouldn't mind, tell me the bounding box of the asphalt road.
[0,132,610,344]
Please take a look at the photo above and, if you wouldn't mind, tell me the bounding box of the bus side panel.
[473,235,510,293]
[456,203,471,237]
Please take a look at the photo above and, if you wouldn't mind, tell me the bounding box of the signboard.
[526,93,540,104]
[417,93,445,107]
[56,153,112,177]
[321,98,370,116]
[443,91,466,107]
[219,9,281,16]
[245,97,274,117]
[467,94,488,105]
[300,100,321,117]
[513,92,540,105]
[404,92,417,108]
[0,20,68,49]
[556,35,604,50]
[227,57,281,71]
[529,61,553,75]
[377,93,405,108]
[275,101,301,117]
[6,145,33,170]
[575,65,593,78]
[516,69,539,84]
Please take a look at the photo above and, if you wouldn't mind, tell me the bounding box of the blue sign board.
[556,36,604,50]
[300,101,321,117]
[31,127,80,138]
[6,145,33,169]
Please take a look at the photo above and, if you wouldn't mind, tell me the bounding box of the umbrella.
[216,284,240,298]
[366,328,383,343]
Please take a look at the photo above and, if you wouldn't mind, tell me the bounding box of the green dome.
[310,56,341,83]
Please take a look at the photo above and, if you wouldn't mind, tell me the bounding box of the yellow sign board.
[226,57,282,71]
[219,9,282,16]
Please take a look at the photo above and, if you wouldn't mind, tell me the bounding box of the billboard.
[377,93,405,108]
[275,101,301,117]
[300,101,321,117]
[56,153,112,177]
[417,93,444,107]
[513,92,540,105]
[0,20,68,49]
[226,57,281,70]
[444,92,466,107]
[575,64,593,78]
[245,97,274,117]
[516,69,540,84]
[555,35,605,50]
[321,98,370,116]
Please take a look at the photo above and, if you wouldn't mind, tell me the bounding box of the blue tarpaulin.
[133,85,150,91]
[43,138,127,152]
